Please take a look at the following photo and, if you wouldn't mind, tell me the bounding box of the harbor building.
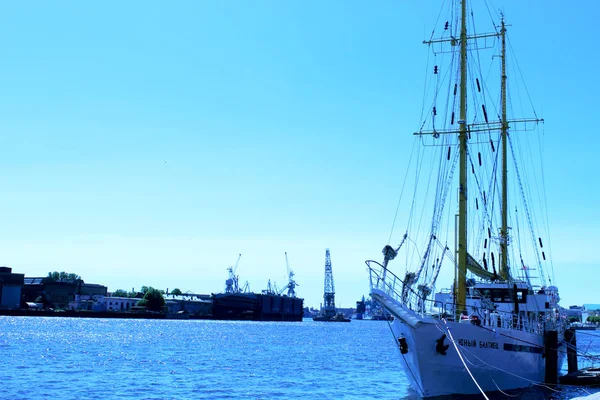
[23,277,107,309]
[583,304,600,313]
[164,293,212,317]
[0,267,25,309]
[68,296,140,312]
[102,296,140,312]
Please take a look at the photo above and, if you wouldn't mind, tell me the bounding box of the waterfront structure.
[583,304,600,312]
[164,293,212,317]
[68,295,138,312]
[212,255,304,321]
[0,267,24,309]
[23,277,107,309]
[103,296,139,312]
[69,294,105,311]
[212,291,303,321]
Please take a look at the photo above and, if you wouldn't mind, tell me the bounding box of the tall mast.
[499,17,510,280]
[414,6,543,302]
[415,1,526,305]
[456,0,468,314]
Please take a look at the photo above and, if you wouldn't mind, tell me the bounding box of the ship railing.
[440,301,545,335]
[367,261,544,335]
[366,261,442,317]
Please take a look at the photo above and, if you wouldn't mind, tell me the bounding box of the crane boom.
[285,252,290,275]
[233,253,241,274]
[281,252,298,298]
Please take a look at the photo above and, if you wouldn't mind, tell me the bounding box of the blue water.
[0,317,599,399]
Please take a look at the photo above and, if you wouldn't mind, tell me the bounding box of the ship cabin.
[434,280,560,333]
[467,281,560,332]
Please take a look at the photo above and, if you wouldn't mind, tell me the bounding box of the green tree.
[171,288,182,296]
[112,289,129,297]
[138,288,165,312]
[46,271,82,283]
[47,271,60,281]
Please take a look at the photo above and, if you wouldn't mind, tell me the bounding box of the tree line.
[587,315,600,323]
[110,286,184,312]
[46,271,82,283]
[111,287,182,298]
[43,272,187,313]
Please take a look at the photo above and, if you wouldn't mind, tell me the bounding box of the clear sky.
[0,1,598,309]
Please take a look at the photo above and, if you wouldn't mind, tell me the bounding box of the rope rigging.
[368,2,566,398]
[385,0,552,304]
[508,133,547,288]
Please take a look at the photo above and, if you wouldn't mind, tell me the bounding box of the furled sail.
[466,253,496,280]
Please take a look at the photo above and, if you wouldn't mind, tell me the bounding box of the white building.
[69,295,140,312]
[104,296,140,312]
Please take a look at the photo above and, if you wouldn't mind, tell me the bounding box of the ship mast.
[456,0,468,315]
[415,2,537,313]
[499,17,509,281]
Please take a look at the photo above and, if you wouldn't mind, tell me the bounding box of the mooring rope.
[443,330,563,394]
[433,319,563,396]
[442,318,490,399]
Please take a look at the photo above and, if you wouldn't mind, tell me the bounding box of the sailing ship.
[366,1,565,397]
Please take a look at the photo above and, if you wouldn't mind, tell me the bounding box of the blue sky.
[0,1,598,309]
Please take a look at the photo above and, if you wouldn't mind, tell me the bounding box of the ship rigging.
[366,1,563,397]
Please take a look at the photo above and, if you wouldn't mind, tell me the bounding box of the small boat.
[331,313,350,322]
[313,312,350,323]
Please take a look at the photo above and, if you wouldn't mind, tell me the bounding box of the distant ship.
[212,253,303,322]
[313,312,350,323]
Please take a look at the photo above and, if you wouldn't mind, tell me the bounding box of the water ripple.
[1,317,599,399]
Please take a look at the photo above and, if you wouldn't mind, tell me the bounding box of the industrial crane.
[280,252,298,298]
[322,248,336,317]
[225,254,242,293]
[313,248,349,321]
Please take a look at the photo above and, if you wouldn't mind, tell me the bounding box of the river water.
[0,317,598,399]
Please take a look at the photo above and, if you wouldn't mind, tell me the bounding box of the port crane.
[313,248,348,321]
[280,252,298,298]
[225,254,242,293]
[322,248,336,317]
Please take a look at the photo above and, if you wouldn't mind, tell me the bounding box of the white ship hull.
[372,288,564,397]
